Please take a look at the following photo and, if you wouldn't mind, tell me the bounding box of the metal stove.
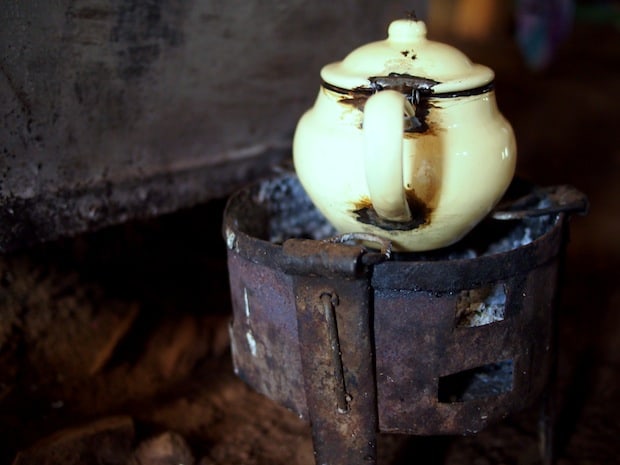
[223,173,587,465]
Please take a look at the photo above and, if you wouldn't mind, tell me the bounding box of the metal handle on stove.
[491,184,589,220]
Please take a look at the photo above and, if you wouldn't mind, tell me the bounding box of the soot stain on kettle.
[352,190,431,231]
[405,99,439,134]
[338,94,370,112]
[338,94,437,134]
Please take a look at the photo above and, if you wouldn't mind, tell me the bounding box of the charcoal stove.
[223,172,587,465]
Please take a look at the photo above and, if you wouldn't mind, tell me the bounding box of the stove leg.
[539,388,556,465]
[294,276,378,465]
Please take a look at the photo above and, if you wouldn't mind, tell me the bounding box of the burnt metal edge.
[321,79,494,99]
[372,214,565,291]
[0,147,290,254]
[223,181,375,279]
[223,210,367,279]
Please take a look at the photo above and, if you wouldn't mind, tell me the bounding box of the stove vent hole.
[438,359,514,403]
[455,282,506,327]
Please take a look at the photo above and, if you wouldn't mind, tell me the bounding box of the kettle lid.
[321,19,494,94]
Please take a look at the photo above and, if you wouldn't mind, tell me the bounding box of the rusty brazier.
[223,173,586,465]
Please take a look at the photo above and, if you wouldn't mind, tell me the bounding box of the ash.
[254,175,336,244]
[456,283,506,328]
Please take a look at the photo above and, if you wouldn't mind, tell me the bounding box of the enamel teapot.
[292,18,517,252]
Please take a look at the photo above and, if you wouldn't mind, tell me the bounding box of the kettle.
[292,18,516,251]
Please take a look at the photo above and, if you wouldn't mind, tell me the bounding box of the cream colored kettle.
[292,18,517,252]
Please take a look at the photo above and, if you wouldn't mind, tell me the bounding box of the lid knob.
[387,19,427,43]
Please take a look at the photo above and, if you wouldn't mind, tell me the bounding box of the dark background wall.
[0,0,426,251]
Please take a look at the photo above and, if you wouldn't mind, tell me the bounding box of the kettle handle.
[363,90,412,223]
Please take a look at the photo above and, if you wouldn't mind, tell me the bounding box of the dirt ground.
[1,18,619,465]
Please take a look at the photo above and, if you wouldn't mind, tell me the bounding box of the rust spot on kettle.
[338,93,370,111]
[328,74,440,133]
[352,190,431,231]
[352,196,373,211]
[338,94,437,135]
[404,116,441,138]
[405,99,438,134]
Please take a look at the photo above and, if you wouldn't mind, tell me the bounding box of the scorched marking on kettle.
[352,191,431,231]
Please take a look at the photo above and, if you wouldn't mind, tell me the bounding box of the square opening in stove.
[437,359,514,403]
[455,282,507,328]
